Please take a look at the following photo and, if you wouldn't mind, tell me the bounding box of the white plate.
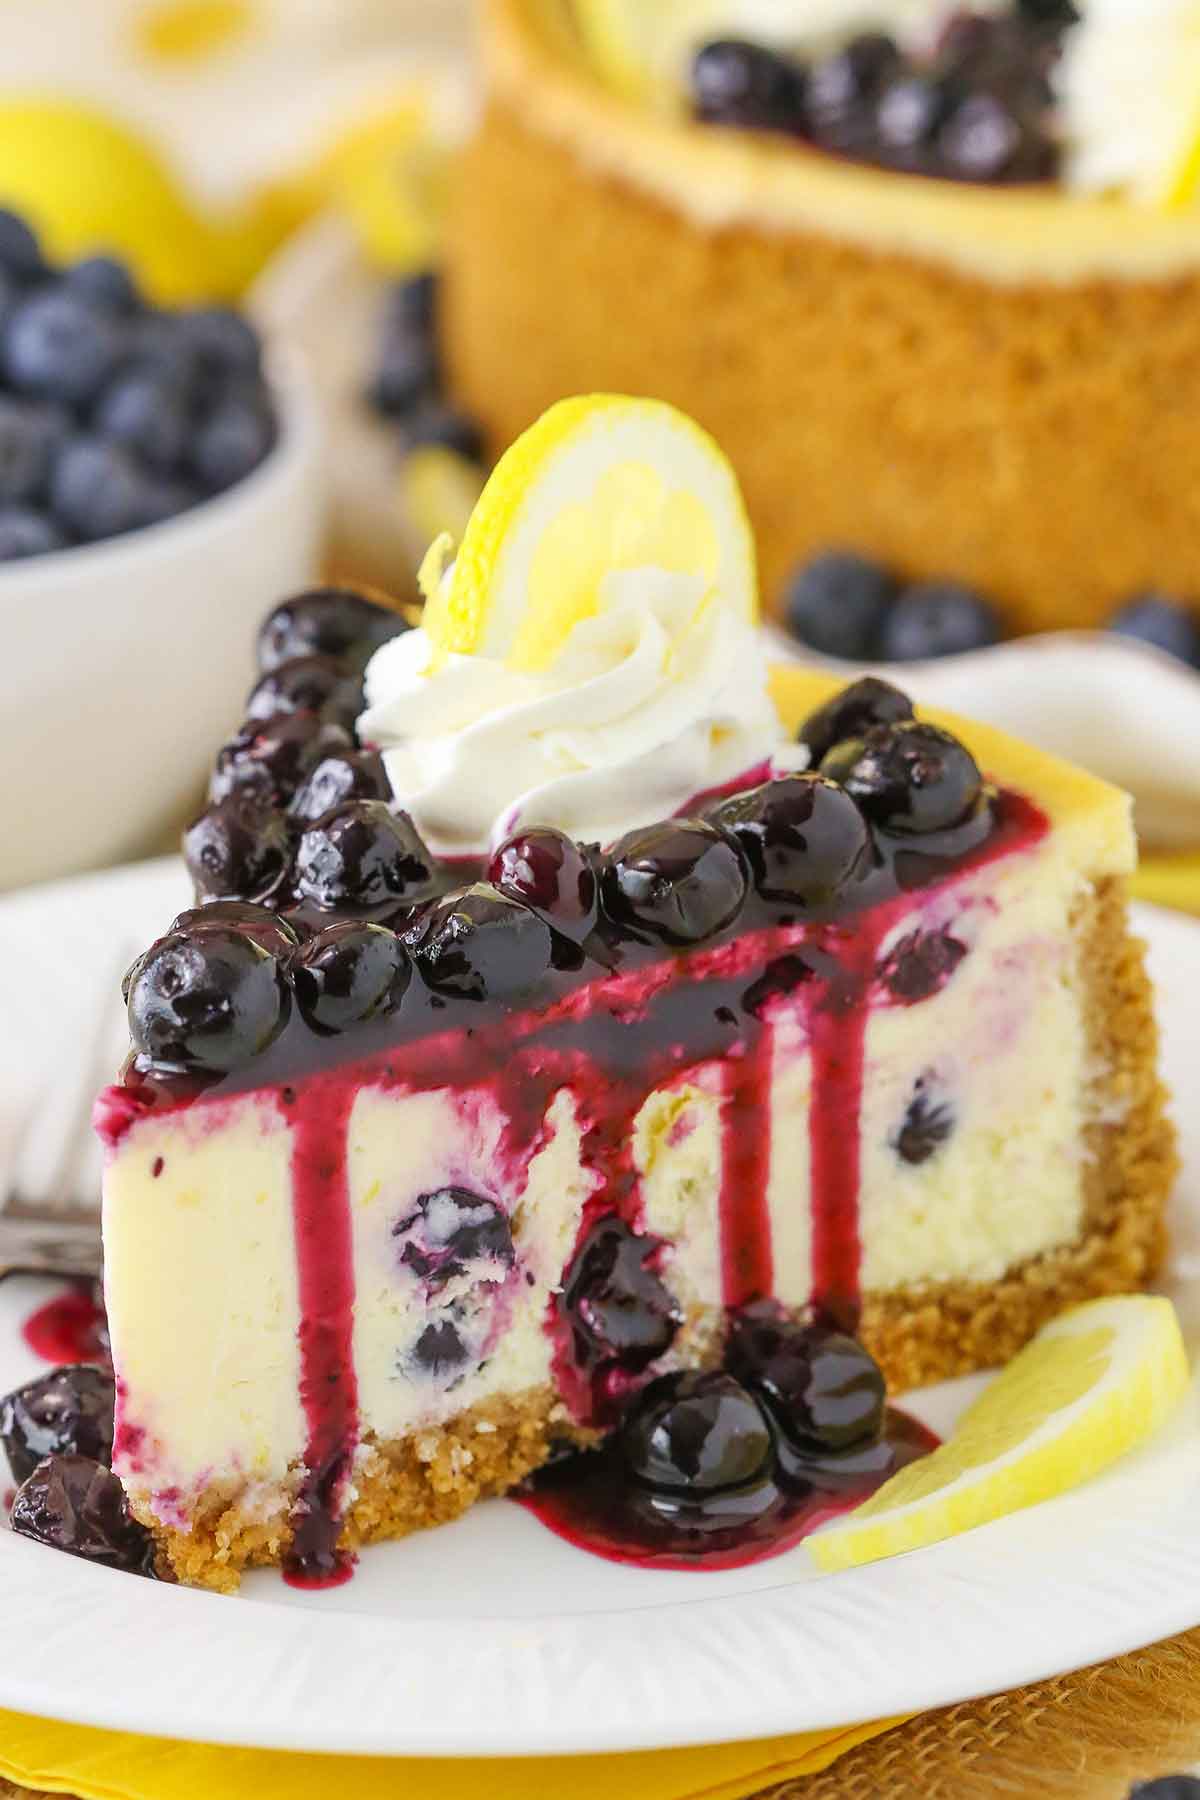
[0,863,1198,1759]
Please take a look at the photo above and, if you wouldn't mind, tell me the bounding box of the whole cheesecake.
[444,0,1200,631]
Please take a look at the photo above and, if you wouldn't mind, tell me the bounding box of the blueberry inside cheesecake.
[82,397,1173,1589]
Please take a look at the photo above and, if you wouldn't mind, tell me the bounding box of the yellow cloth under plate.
[0,1708,906,1800]
[1132,855,1200,918]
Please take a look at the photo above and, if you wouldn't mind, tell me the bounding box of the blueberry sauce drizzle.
[21,1282,109,1367]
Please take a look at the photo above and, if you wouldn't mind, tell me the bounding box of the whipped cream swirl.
[1057,0,1200,204]
[359,570,791,857]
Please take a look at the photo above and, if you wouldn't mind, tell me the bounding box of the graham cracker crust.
[445,98,1200,634]
[860,876,1177,1391]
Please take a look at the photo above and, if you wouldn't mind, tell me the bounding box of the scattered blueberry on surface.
[0,1365,115,1485]
[821,720,984,835]
[489,827,599,943]
[710,774,870,909]
[797,676,915,764]
[257,586,411,674]
[10,1454,158,1576]
[210,713,353,809]
[395,1187,515,1291]
[288,748,392,824]
[879,580,1002,662]
[727,1303,886,1455]
[562,1218,682,1374]
[290,921,411,1034]
[184,794,292,904]
[294,800,435,911]
[602,821,748,946]
[894,1077,956,1165]
[126,923,290,1074]
[245,655,365,727]
[1108,592,1200,670]
[782,552,897,660]
[691,40,804,131]
[621,1371,774,1494]
[410,883,555,1002]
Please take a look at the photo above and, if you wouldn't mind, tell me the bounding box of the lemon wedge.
[421,394,757,672]
[811,1295,1191,1574]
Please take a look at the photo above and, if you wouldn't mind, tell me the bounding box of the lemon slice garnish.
[1165,97,1200,209]
[811,1295,1191,1573]
[421,394,757,673]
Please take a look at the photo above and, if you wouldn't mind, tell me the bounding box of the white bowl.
[0,350,325,892]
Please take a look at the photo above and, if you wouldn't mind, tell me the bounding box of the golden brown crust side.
[139,1389,592,1593]
[444,99,1200,634]
[860,877,1178,1391]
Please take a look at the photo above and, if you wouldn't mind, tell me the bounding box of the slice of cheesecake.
[93,398,1174,1591]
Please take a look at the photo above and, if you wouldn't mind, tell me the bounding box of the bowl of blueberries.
[0,205,325,893]
[772,551,1200,851]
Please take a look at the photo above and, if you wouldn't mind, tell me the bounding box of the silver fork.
[0,944,136,1282]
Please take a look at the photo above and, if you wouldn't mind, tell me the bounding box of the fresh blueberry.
[290,921,410,1034]
[709,774,870,909]
[797,676,915,765]
[167,900,299,961]
[488,828,599,943]
[894,1077,956,1165]
[245,656,365,727]
[692,39,804,130]
[4,289,124,406]
[1108,592,1200,669]
[191,389,275,492]
[10,1455,158,1576]
[805,33,900,150]
[178,305,262,379]
[727,1304,886,1455]
[49,437,154,541]
[135,476,197,529]
[878,927,967,1003]
[410,882,555,1002]
[602,820,748,946]
[386,270,439,335]
[782,551,897,660]
[0,1366,115,1485]
[939,91,1029,181]
[403,405,486,464]
[209,713,353,808]
[257,586,411,674]
[561,1217,681,1373]
[876,72,955,166]
[0,207,46,280]
[394,1187,515,1290]
[0,505,65,560]
[0,398,66,503]
[125,309,204,389]
[294,799,435,912]
[411,1319,469,1380]
[94,369,189,472]
[879,581,1001,662]
[64,254,140,314]
[621,1371,773,1493]
[368,332,439,418]
[821,721,983,835]
[288,749,392,824]
[183,794,292,904]
[126,922,290,1074]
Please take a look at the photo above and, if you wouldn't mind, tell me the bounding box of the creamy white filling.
[1058,0,1200,204]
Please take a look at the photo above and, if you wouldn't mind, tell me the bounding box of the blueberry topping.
[403,405,487,464]
[0,504,65,560]
[894,1077,956,1165]
[488,828,599,943]
[709,774,870,909]
[10,1454,158,1576]
[395,1187,515,1290]
[257,586,411,675]
[797,676,916,764]
[602,821,748,947]
[209,714,353,808]
[288,748,392,824]
[0,1365,115,1485]
[562,1218,681,1373]
[64,254,140,314]
[245,655,365,727]
[0,397,67,503]
[621,1371,773,1494]
[727,1304,886,1455]
[126,923,289,1074]
[782,551,896,660]
[878,581,1002,662]
[878,926,967,1003]
[290,921,410,1034]
[1108,592,1200,669]
[411,1319,469,1380]
[0,208,46,280]
[294,800,435,911]
[410,883,555,1002]
[806,34,901,150]
[1129,1781,1200,1800]
[167,900,299,960]
[178,305,262,380]
[821,721,983,835]
[184,794,292,904]
[3,289,124,406]
[94,369,189,472]
[49,437,155,541]
[876,71,956,169]
[191,388,275,493]
[691,40,803,131]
